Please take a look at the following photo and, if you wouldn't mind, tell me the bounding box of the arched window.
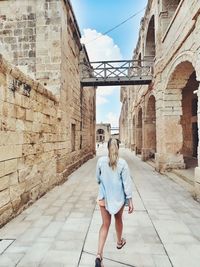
[97,129,104,135]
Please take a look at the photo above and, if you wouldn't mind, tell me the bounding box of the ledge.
[0,54,58,103]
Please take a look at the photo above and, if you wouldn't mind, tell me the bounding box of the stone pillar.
[155,89,185,171]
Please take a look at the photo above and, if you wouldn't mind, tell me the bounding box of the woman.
[95,138,134,267]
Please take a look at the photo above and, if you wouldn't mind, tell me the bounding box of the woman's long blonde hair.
[108,138,119,170]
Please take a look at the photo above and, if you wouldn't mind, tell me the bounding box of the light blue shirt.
[96,156,132,215]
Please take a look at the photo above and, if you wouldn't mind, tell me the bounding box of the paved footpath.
[0,148,200,267]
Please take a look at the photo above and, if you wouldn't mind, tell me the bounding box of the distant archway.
[96,129,105,142]
[131,115,136,151]
[136,107,143,154]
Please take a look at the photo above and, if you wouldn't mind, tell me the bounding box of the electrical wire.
[84,7,146,45]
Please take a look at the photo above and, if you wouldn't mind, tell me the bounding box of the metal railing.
[80,59,153,87]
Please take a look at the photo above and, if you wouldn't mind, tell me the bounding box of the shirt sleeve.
[96,158,101,184]
[121,160,132,199]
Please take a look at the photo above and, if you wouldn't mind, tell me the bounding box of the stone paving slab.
[0,240,15,255]
[82,208,171,267]
[0,147,200,267]
[124,149,200,267]
[0,158,98,267]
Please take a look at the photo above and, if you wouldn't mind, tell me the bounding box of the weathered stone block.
[18,167,32,183]
[0,189,10,208]
[0,132,24,145]
[0,145,22,161]
[11,197,21,212]
[4,36,16,43]
[0,203,13,227]
[23,28,33,36]
[0,175,9,191]
[9,171,18,185]
[9,183,25,201]
[25,109,34,121]
[16,119,25,131]
[17,107,26,120]
[4,158,18,176]
[14,29,22,36]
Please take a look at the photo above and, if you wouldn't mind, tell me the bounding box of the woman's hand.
[128,198,134,214]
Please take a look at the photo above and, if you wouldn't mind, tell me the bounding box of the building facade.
[119,0,200,199]
[96,123,111,143]
[0,0,96,226]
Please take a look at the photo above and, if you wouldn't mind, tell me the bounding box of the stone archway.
[145,15,155,61]
[143,95,156,160]
[156,60,198,170]
[181,71,198,167]
[136,107,143,154]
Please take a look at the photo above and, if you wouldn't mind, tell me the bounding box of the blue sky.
[71,0,147,128]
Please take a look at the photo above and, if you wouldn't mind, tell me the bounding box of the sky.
[71,0,148,129]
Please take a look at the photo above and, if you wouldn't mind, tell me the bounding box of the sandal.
[116,238,126,249]
[95,254,102,267]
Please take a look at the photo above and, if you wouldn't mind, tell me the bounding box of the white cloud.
[81,29,122,62]
[105,112,119,127]
[97,86,117,97]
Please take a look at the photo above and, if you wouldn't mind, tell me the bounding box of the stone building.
[0,0,96,226]
[119,0,200,199]
[96,123,111,143]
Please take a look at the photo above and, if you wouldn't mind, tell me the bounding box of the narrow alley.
[0,147,200,267]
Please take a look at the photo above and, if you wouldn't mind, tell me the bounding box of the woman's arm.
[128,198,134,214]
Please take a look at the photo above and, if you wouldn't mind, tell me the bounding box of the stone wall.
[119,0,200,199]
[0,0,36,76]
[0,0,63,95]
[0,0,96,227]
[0,55,59,226]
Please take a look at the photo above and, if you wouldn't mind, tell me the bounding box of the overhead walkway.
[80,59,153,87]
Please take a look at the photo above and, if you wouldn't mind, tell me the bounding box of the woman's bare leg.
[97,206,111,258]
[114,205,124,243]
